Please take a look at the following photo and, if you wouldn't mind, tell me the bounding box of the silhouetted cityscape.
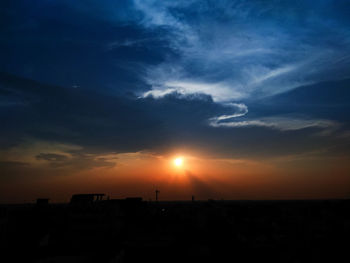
[1,194,349,262]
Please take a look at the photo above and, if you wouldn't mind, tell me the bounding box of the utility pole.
[155,189,160,202]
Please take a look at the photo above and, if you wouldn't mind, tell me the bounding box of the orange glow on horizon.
[2,148,350,203]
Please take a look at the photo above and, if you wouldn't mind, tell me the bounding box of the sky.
[1,0,350,202]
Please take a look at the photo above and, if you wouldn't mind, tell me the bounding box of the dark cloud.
[0,161,30,180]
[35,151,116,170]
[36,153,69,162]
[0,161,29,168]
[0,0,174,95]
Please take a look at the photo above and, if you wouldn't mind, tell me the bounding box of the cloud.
[207,100,340,135]
[131,0,348,143]
[0,161,30,179]
[208,103,248,121]
[142,80,245,101]
[0,161,29,168]
[132,0,350,100]
[105,37,168,51]
[209,116,340,135]
[35,151,117,170]
[36,153,69,162]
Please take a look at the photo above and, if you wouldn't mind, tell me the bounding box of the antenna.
[155,189,160,202]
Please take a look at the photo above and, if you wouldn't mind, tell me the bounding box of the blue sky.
[1,1,350,200]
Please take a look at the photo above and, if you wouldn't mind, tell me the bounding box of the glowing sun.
[173,157,184,167]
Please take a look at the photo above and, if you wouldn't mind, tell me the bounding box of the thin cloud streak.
[209,116,340,134]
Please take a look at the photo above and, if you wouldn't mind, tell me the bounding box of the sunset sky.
[1,0,350,203]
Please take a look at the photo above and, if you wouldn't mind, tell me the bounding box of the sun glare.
[173,157,184,167]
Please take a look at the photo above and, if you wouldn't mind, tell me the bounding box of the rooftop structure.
[70,194,105,205]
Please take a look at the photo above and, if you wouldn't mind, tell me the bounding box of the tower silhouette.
[155,189,160,202]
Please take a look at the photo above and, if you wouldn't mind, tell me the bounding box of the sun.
[173,157,184,167]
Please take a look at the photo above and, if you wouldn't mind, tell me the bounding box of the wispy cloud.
[142,80,245,101]
[106,37,167,51]
[133,0,350,100]
[209,103,248,121]
[35,150,117,169]
[209,116,340,135]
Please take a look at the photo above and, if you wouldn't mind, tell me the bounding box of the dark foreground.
[1,199,349,263]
